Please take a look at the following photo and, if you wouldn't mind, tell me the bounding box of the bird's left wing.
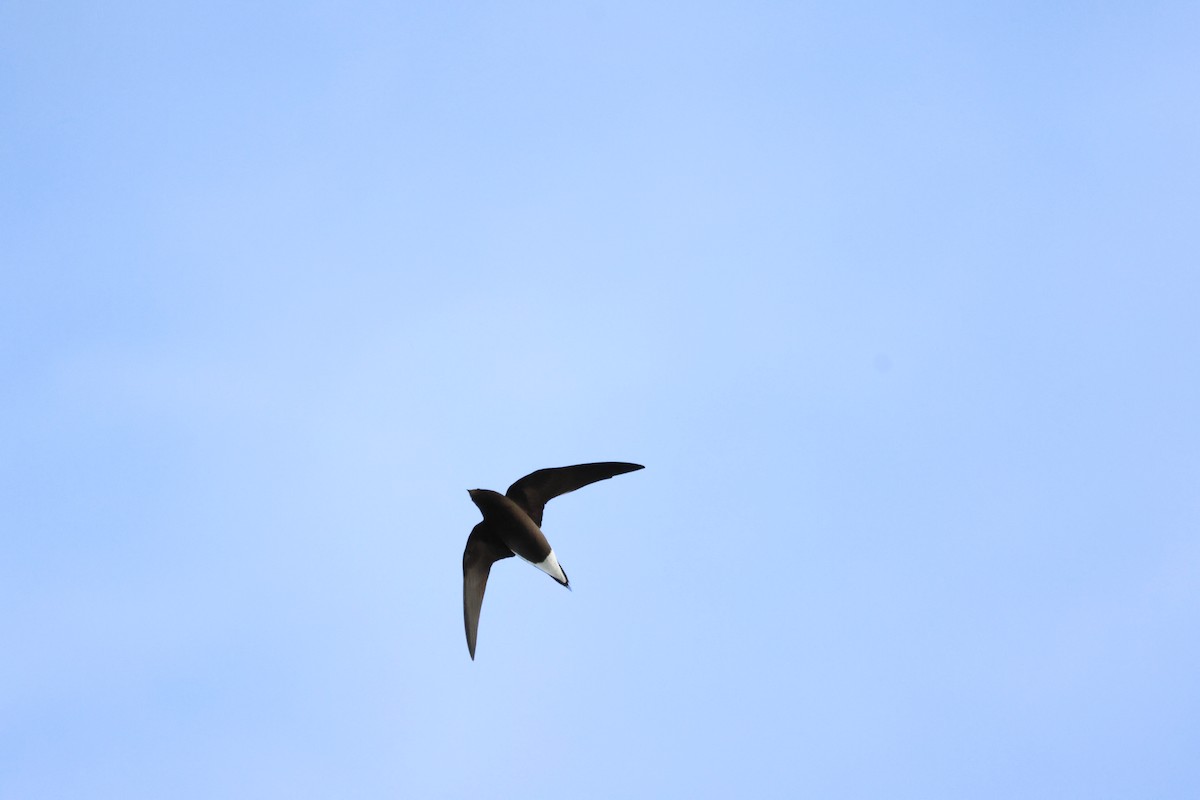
[462,523,514,660]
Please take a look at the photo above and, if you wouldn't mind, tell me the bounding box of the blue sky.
[3,1,1199,797]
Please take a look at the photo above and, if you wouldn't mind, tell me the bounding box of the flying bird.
[462,461,644,659]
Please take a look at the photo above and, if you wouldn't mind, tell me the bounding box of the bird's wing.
[463,524,514,660]
[505,462,644,527]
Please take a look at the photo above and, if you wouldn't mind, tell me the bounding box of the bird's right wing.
[463,524,513,660]
[505,462,644,526]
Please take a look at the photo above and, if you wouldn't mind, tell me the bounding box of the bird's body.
[462,461,644,659]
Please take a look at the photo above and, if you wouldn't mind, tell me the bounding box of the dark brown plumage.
[462,462,644,659]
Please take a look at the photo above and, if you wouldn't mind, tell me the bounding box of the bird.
[462,461,644,660]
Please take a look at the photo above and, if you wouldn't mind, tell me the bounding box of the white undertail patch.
[534,549,569,586]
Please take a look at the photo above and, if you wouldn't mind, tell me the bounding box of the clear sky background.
[3,2,1199,798]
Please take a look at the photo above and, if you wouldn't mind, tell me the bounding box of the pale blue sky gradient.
[3,2,1199,798]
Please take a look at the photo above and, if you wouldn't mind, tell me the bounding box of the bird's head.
[467,488,504,513]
